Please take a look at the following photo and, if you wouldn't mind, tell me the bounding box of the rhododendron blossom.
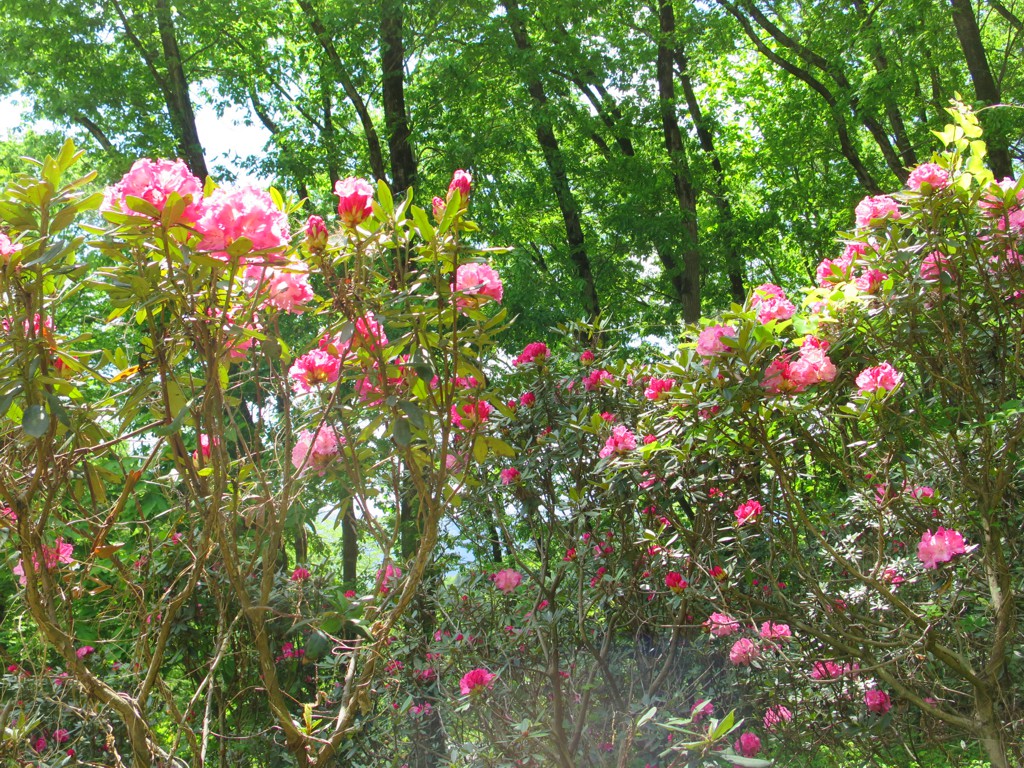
[691,698,714,722]
[13,538,74,586]
[696,324,736,357]
[855,268,888,294]
[289,349,341,393]
[492,569,522,593]
[979,177,1023,214]
[907,162,950,192]
[920,251,957,282]
[759,621,792,642]
[451,400,492,429]
[254,260,315,313]
[102,158,204,222]
[500,467,521,485]
[729,637,760,666]
[76,645,95,658]
[855,195,901,227]
[665,571,688,593]
[519,391,536,407]
[454,262,503,309]
[0,232,22,259]
[734,732,762,757]
[751,283,796,324]
[734,499,762,525]
[763,705,793,729]
[449,170,472,202]
[290,566,311,582]
[865,689,892,715]
[335,177,374,228]
[644,377,675,401]
[513,342,550,366]
[917,527,967,569]
[599,425,637,458]
[816,253,854,286]
[856,362,903,394]
[705,612,740,637]
[580,349,595,364]
[304,215,328,251]
[459,668,495,695]
[319,315,388,359]
[788,337,837,389]
[196,186,290,259]
[291,427,344,475]
[583,368,614,390]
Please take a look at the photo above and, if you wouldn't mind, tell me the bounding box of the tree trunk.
[654,0,701,322]
[154,0,208,179]
[949,0,1014,178]
[381,0,417,193]
[502,0,601,321]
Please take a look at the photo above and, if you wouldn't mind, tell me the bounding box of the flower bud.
[335,177,374,228]
[304,215,328,252]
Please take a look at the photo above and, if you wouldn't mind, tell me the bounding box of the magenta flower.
[580,349,595,364]
[734,499,762,526]
[664,571,688,593]
[583,368,614,391]
[448,170,472,204]
[33,735,47,753]
[513,342,551,366]
[76,645,95,659]
[696,324,737,357]
[759,621,792,642]
[196,185,290,261]
[734,731,762,757]
[644,377,675,401]
[920,251,957,283]
[789,337,837,389]
[102,158,204,223]
[290,566,311,582]
[691,698,714,723]
[289,349,342,394]
[864,688,892,715]
[856,363,903,394]
[599,425,637,458]
[705,612,741,637]
[459,667,496,695]
[13,538,74,587]
[809,660,842,680]
[52,728,70,744]
[319,315,389,360]
[304,215,328,251]
[451,400,492,429]
[855,195,901,227]
[454,262,503,310]
[751,283,796,324]
[907,163,950,192]
[500,467,521,485]
[0,232,22,260]
[855,268,888,294]
[763,705,793,729]
[729,637,760,666]
[917,527,967,569]
[335,177,375,228]
[519,391,536,407]
[761,354,806,395]
[432,195,446,222]
[492,569,522,593]
[816,253,855,287]
[291,427,344,475]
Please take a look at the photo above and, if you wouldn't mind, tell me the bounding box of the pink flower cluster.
[13,538,74,587]
[102,158,205,223]
[696,324,736,357]
[751,283,796,324]
[252,260,315,314]
[451,400,492,429]
[197,186,291,259]
[289,349,341,393]
[734,732,762,758]
[599,425,637,458]
[855,195,901,227]
[492,569,522,593]
[734,499,762,526]
[454,263,503,310]
[500,467,521,485]
[729,637,760,666]
[763,705,793,729]
[920,251,957,283]
[335,177,375,228]
[291,427,344,475]
[704,612,740,637]
[0,232,22,260]
[917,527,967,569]
[864,688,892,715]
[855,362,903,394]
[583,368,614,390]
[459,667,495,695]
[664,571,688,593]
[290,566,311,582]
[907,163,950,192]
[762,337,837,395]
[644,377,675,401]
[513,342,550,366]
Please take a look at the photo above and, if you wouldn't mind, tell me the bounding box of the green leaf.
[22,404,50,438]
[393,417,411,447]
[398,401,426,429]
[636,706,657,728]
[376,180,394,214]
[226,237,253,258]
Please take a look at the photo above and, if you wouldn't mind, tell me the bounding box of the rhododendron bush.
[1,105,1021,768]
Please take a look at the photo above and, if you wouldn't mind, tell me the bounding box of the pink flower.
[500,467,521,485]
[170,532,184,544]
[734,732,762,757]
[917,527,967,569]
[580,349,595,364]
[290,566,311,582]
[454,263,503,309]
[763,705,792,729]
[319,315,389,359]
[514,342,550,366]
[855,268,888,294]
[52,729,70,745]
[762,354,806,395]
[378,563,403,593]
[76,645,95,659]
[583,368,614,390]
[865,689,891,715]
[920,251,957,283]
[304,215,328,251]
[907,163,950,192]
[644,378,675,401]
[705,612,740,637]
[809,660,843,680]
[734,499,762,526]
[816,253,854,287]
[196,186,290,260]
[855,195,901,227]
[0,232,22,260]
[492,569,523,593]
[448,170,472,205]
[102,158,204,222]
[856,363,903,394]
[599,425,637,458]
[289,348,342,393]
[33,735,47,753]
[459,667,495,695]
[519,391,536,407]
[255,260,315,313]
[291,427,344,475]
[665,571,688,593]
[979,177,1023,215]
[729,637,760,666]
[335,177,375,228]
[751,283,796,324]
[691,698,714,723]
[432,196,446,221]
[789,337,837,389]
[13,538,74,587]
[193,432,219,463]
[759,622,792,642]
[708,565,727,581]
[451,400,492,429]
